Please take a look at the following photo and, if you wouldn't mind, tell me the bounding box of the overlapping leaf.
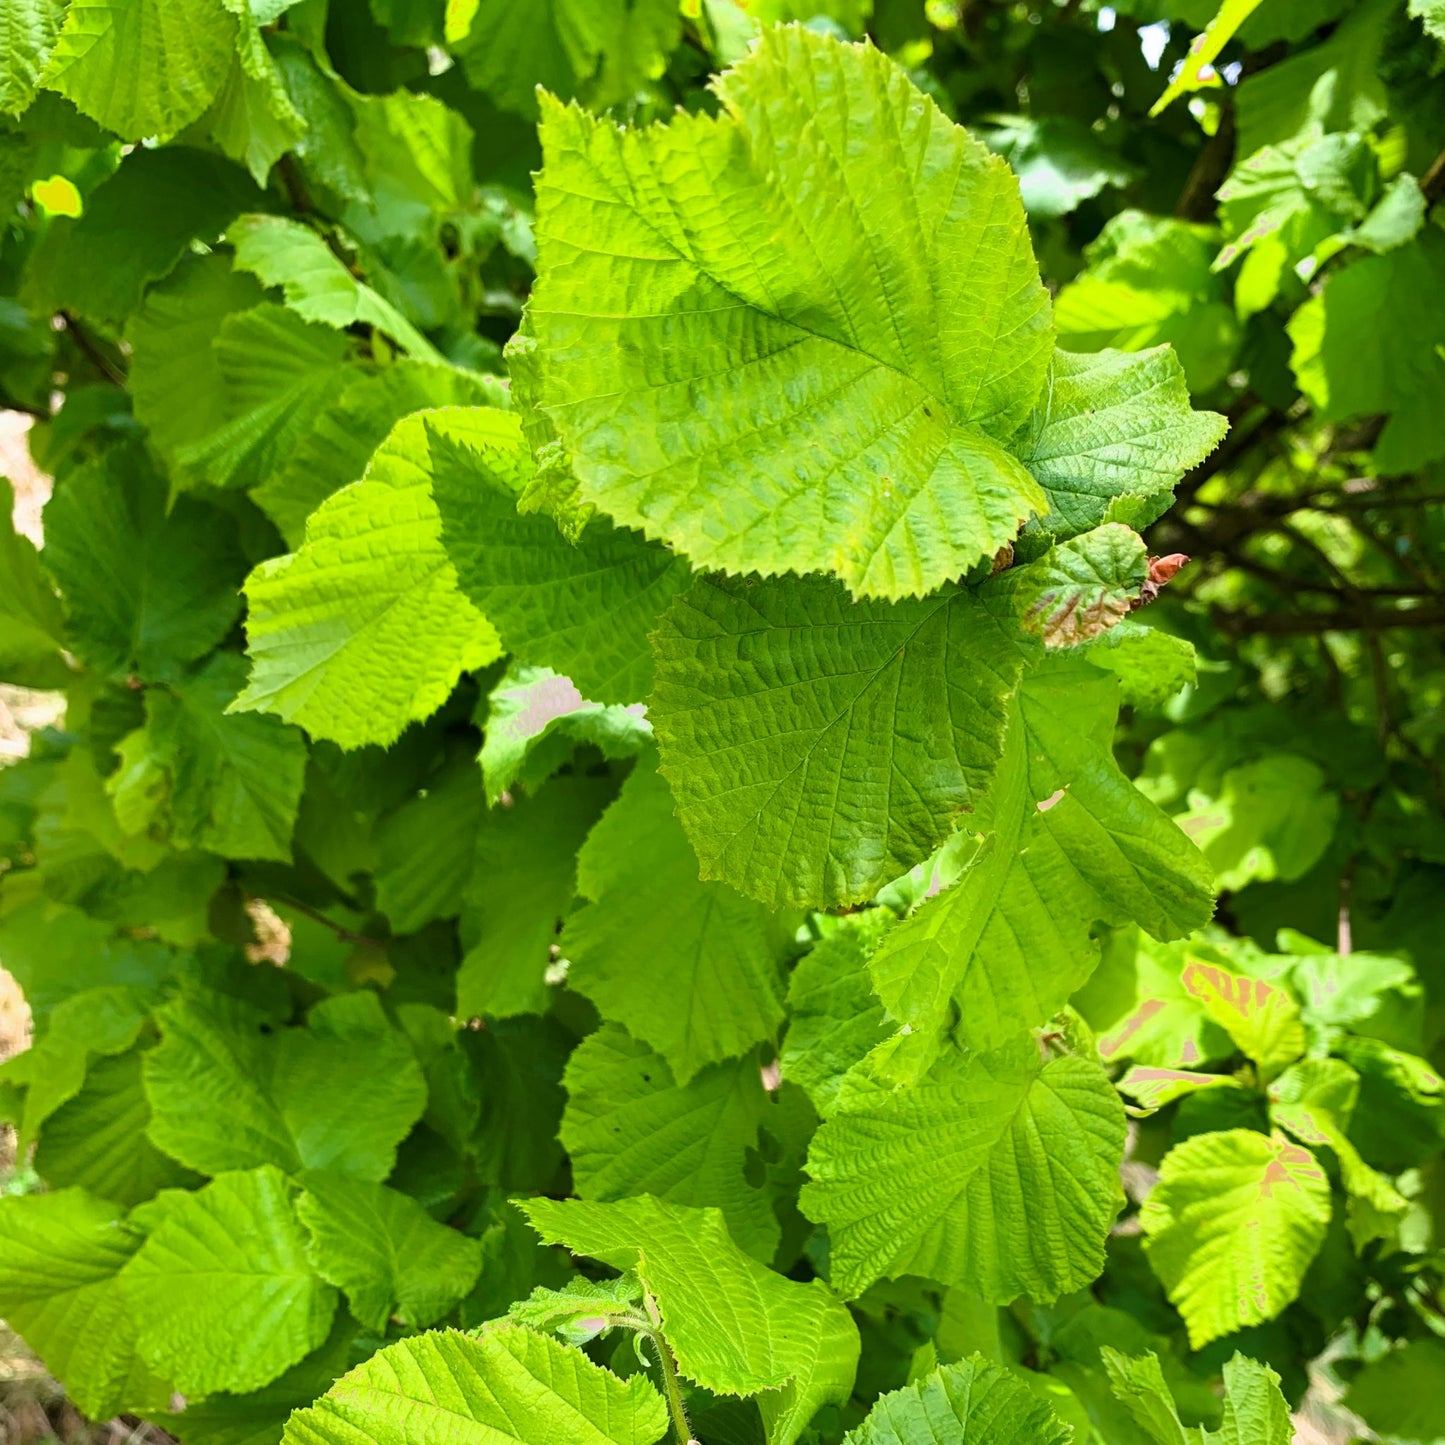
[863,663,1213,1073]
[649,574,1026,909]
[802,1040,1127,1301]
[561,1023,779,1260]
[524,1195,860,1445]
[431,417,691,707]
[562,758,784,1080]
[283,1323,669,1445]
[122,1166,338,1398]
[1140,1128,1331,1348]
[234,408,506,748]
[517,26,1054,598]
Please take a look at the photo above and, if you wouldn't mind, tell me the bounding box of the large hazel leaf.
[1140,1128,1331,1349]
[121,1165,338,1398]
[843,1357,1071,1445]
[649,573,1026,910]
[42,444,247,682]
[234,408,506,748]
[562,757,785,1080]
[560,1022,780,1261]
[516,25,1054,599]
[283,1323,669,1445]
[144,992,427,1181]
[863,663,1213,1072]
[429,414,691,706]
[801,1040,1127,1301]
[296,1174,484,1332]
[40,0,237,141]
[0,1189,171,1422]
[108,652,308,864]
[524,1195,860,1445]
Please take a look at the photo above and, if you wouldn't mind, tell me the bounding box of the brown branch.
[1213,603,1445,636]
[1421,144,1445,210]
[1175,99,1236,222]
[58,311,125,386]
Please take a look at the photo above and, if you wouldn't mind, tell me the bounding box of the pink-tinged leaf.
[1141,1127,1330,1349]
[1117,1066,1239,1111]
[1181,961,1304,1078]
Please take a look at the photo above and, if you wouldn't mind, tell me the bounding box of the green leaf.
[1175,754,1338,892]
[781,911,895,1118]
[1082,620,1198,711]
[1335,1036,1444,1172]
[430,414,692,705]
[144,991,428,1181]
[163,1312,361,1445]
[506,1273,645,1341]
[42,443,247,681]
[1412,0,1445,39]
[172,304,352,494]
[560,1022,780,1261]
[1150,0,1265,116]
[1140,1128,1331,1349]
[517,26,1055,599]
[206,9,305,186]
[1013,348,1225,538]
[1002,524,1148,646]
[448,0,681,117]
[283,1323,669,1445]
[1053,212,1240,394]
[842,1356,1071,1445]
[863,663,1213,1070]
[252,360,507,548]
[1102,1348,1293,1445]
[983,115,1135,219]
[126,251,269,470]
[1268,1058,1407,1248]
[523,1195,860,1445]
[228,214,443,362]
[0,0,65,115]
[649,574,1026,910]
[234,409,505,748]
[374,754,485,934]
[1344,1338,1445,1444]
[1117,1066,1241,1111]
[478,663,652,807]
[33,1050,203,1209]
[121,1165,339,1397]
[108,652,308,863]
[296,1174,484,1332]
[1289,228,1445,472]
[0,475,68,688]
[458,773,613,1018]
[29,147,260,326]
[40,0,238,140]
[1179,958,1304,1078]
[0,983,155,1145]
[801,1040,1127,1301]
[562,757,785,1082]
[0,1188,171,1421]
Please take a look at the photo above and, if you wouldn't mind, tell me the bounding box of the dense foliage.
[0,1,1443,1442]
